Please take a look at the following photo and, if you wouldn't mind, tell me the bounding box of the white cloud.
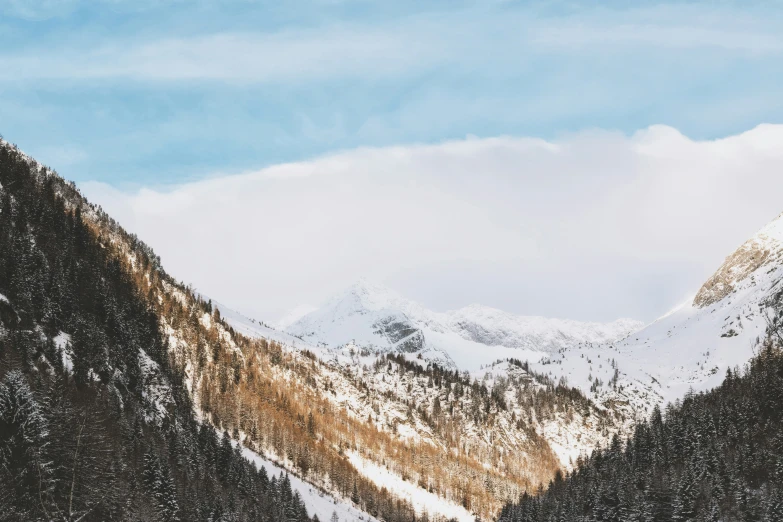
[82,124,783,323]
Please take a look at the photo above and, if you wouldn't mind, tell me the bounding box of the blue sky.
[2,0,782,186]
[4,0,783,323]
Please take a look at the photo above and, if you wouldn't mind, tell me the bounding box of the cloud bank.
[82,125,783,323]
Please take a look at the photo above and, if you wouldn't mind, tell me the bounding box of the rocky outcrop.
[694,213,783,308]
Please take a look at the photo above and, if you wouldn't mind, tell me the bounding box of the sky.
[3,1,783,323]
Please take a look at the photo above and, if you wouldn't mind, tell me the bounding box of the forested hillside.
[0,140,318,521]
[497,323,783,522]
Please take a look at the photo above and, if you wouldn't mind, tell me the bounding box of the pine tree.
[501,340,783,522]
[143,451,181,522]
[352,480,360,505]
[0,370,50,518]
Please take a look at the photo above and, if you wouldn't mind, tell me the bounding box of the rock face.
[694,212,783,308]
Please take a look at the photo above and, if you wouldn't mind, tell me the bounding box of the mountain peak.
[347,277,395,296]
[755,211,783,244]
[334,278,404,312]
[694,211,783,308]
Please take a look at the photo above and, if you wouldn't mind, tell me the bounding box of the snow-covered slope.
[286,279,643,369]
[241,445,379,522]
[213,298,321,352]
[530,211,783,414]
[218,290,635,520]
[445,304,642,353]
[279,212,783,418]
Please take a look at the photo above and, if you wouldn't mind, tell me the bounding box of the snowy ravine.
[240,444,379,522]
[345,452,474,522]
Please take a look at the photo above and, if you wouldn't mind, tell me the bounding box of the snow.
[0,293,8,304]
[53,332,73,372]
[753,211,783,243]
[138,349,174,422]
[218,302,314,347]
[210,211,783,521]
[285,279,642,371]
[444,304,642,353]
[240,445,379,522]
[346,451,475,522]
[424,329,545,372]
[528,211,783,413]
[276,304,319,330]
[214,299,334,361]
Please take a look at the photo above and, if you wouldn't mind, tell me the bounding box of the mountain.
[257,211,783,520]
[1,138,626,522]
[498,340,783,522]
[218,291,635,520]
[5,130,781,522]
[0,140,319,521]
[282,208,783,415]
[286,279,643,369]
[524,211,783,419]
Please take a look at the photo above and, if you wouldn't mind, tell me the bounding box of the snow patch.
[241,445,379,522]
[53,332,73,372]
[139,349,174,422]
[347,451,475,522]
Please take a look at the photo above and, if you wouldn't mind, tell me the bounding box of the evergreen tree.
[143,451,181,522]
[500,339,783,522]
[0,370,50,519]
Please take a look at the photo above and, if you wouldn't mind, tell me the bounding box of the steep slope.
[693,212,783,307]
[0,140,316,521]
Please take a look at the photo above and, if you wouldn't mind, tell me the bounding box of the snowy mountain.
[192,281,651,520]
[208,212,783,522]
[11,128,782,522]
[286,279,643,369]
[528,211,783,415]
[214,286,639,521]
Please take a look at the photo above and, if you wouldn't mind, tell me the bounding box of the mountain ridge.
[286,279,644,361]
